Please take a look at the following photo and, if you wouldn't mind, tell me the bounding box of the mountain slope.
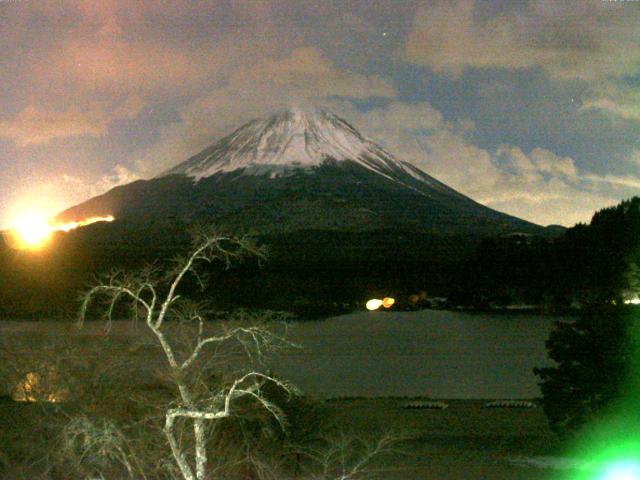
[58,107,540,242]
[159,108,494,210]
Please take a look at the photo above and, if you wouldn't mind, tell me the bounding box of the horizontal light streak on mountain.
[4,214,114,250]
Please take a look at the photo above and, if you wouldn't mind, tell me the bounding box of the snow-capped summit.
[161,107,421,185]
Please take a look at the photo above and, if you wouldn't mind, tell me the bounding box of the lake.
[0,309,564,399]
[271,310,562,399]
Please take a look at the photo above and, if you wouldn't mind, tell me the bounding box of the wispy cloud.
[62,165,141,206]
[581,173,640,190]
[326,99,631,226]
[404,0,640,81]
[582,81,640,121]
[0,97,144,146]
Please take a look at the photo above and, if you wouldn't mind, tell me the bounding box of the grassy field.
[0,322,565,479]
[0,396,562,479]
[324,398,561,480]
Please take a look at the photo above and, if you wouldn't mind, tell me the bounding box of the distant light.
[624,298,640,305]
[12,214,51,248]
[6,214,115,250]
[599,460,640,480]
[13,371,67,403]
[382,297,395,308]
[56,215,115,232]
[366,299,383,311]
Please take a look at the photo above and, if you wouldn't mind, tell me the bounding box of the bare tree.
[301,433,401,480]
[79,230,296,480]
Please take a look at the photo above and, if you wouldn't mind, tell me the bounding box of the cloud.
[582,82,640,121]
[91,164,141,195]
[226,47,396,100]
[0,107,109,146]
[325,100,627,226]
[0,0,292,118]
[582,173,640,190]
[133,47,397,177]
[530,148,578,178]
[62,164,141,204]
[0,96,144,146]
[452,144,619,226]
[404,0,640,81]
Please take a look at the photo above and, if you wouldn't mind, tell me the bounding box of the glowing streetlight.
[366,299,383,311]
[382,297,395,308]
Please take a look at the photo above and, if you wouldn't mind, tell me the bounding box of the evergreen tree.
[534,306,639,435]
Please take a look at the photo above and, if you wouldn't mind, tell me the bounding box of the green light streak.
[557,307,640,480]
[599,460,640,480]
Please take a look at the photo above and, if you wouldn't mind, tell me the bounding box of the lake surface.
[0,310,564,399]
[271,310,561,399]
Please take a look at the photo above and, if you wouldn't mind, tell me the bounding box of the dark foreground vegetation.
[0,220,475,319]
[0,328,346,479]
[464,197,640,309]
[0,330,558,480]
[530,304,640,480]
[535,306,640,435]
[1,232,403,480]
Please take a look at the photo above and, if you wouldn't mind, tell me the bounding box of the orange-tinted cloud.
[2,0,288,107]
[0,96,144,146]
[228,47,396,99]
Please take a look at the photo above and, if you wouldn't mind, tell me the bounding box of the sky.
[1,0,639,228]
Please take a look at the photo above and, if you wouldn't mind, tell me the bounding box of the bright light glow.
[382,297,395,308]
[12,372,66,403]
[366,299,383,311]
[12,214,52,248]
[5,214,115,250]
[599,460,640,480]
[624,297,640,305]
[55,215,115,232]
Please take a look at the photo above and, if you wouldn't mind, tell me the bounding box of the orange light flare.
[4,214,115,250]
[55,215,115,232]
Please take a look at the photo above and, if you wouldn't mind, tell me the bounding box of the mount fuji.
[163,107,453,191]
[58,107,541,247]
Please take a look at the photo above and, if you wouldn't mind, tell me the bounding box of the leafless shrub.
[80,229,298,480]
[299,432,402,480]
[58,415,141,479]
